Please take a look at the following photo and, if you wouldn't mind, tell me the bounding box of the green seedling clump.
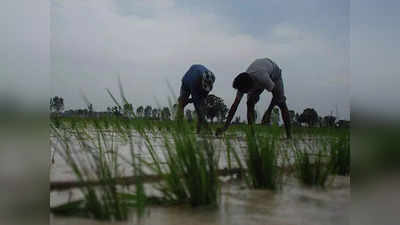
[50,117,147,221]
[244,127,280,190]
[139,120,220,207]
[293,139,337,187]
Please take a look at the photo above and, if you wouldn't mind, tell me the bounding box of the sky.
[0,0,398,122]
[7,0,400,121]
[48,0,354,121]
[8,0,400,121]
[49,0,352,121]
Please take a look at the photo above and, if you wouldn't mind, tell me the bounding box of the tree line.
[50,96,349,128]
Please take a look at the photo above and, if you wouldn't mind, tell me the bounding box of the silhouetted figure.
[177,64,215,133]
[216,58,291,138]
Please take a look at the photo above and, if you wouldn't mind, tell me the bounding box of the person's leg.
[262,98,277,125]
[278,101,291,139]
[177,84,190,121]
[247,89,263,125]
[193,97,208,133]
[273,76,291,138]
[247,101,256,125]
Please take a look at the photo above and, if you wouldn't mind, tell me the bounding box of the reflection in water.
[50,176,349,225]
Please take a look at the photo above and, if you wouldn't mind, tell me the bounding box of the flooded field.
[50,130,331,182]
[51,176,349,225]
[50,118,350,225]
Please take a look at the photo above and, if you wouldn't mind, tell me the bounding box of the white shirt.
[246,58,276,92]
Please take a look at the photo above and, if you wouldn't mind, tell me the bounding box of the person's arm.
[216,91,243,135]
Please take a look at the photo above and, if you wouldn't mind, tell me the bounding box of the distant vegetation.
[50,95,349,128]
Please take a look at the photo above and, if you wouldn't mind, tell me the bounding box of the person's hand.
[215,127,226,136]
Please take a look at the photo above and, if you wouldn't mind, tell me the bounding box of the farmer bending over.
[177,64,215,133]
[216,58,291,138]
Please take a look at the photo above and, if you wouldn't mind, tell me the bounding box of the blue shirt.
[182,64,210,104]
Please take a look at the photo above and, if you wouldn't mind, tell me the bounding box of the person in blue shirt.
[177,64,215,133]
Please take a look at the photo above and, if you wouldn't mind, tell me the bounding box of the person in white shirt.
[216,58,291,139]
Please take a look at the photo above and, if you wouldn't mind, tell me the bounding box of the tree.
[123,103,133,117]
[88,104,93,115]
[161,107,171,120]
[323,115,336,127]
[288,110,300,127]
[50,96,64,113]
[298,108,319,127]
[336,120,350,128]
[144,105,152,118]
[205,94,228,123]
[152,108,160,120]
[136,106,144,117]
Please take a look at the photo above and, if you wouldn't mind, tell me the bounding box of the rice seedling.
[222,133,249,185]
[293,138,336,187]
[136,119,220,207]
[330,134,350,176]
[244,127,281,190]
[50,115,147,220]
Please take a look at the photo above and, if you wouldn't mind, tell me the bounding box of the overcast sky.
[50,0,351,120]
[1,0,399,121]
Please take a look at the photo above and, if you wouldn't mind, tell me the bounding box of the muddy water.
[50,176,349,225]
[50,131,310,182]
[50,131,349,225]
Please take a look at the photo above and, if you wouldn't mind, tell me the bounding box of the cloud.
[51,0,349,119]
